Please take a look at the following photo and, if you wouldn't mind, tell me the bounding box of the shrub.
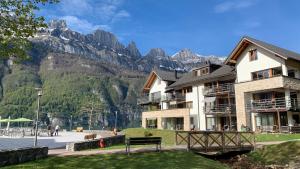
[144,130,153,137]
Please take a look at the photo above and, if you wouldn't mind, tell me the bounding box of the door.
[280,112,288,126]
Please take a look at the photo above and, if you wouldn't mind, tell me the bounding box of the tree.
[80,102,106,131]
[0,0,58,61]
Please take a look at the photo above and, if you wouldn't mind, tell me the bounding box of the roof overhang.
[224,37,288,65]
[142,71,158,92]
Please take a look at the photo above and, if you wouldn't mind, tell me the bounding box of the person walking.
[55,125,60,136]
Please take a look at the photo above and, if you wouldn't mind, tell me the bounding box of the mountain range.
[0,20,223,129]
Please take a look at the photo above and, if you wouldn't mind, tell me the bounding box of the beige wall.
[235,76,300,131]
[142,108,191,131]
[235,77,284,131]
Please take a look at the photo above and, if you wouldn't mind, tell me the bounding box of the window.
[252,69,269,80]
[186,101,193,108]
[288,70,295,78]
[249,49,257,61]
[272,68,282,76]
[183,87,192,93]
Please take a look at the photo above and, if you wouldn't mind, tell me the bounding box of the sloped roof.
[167,65,235,90]
[225,36,300,64]
[142,69,183,92]
[154,69,183,82]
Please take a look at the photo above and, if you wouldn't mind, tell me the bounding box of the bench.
[84,133,97,140]
[76,127,83,132]
[125,137,162,155]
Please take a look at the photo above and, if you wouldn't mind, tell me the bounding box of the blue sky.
[39,0,300,57]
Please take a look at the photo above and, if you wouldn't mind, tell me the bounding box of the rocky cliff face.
[0,19,225,129]
[32,20,223,73]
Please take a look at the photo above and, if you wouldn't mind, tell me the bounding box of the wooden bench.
[125,137,162,155]
[76,127,83,132]
[84,133,97,140]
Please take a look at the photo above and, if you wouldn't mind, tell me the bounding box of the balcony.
[204,104,236,114]
[203,83,235,96]
[161,93,186,102]
[137,93,161,105]
[246,97,300,112]
[235,76,300,93]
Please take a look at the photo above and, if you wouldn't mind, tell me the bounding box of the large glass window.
[206,117,216,130]
[252,67,282,80]
[261,114,274,126]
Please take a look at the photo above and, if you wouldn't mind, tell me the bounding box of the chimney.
[175,70,178,79]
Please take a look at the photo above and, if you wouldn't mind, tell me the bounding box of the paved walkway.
[48,141,291,157]
[0,130,116,151]
[49,145,187,157]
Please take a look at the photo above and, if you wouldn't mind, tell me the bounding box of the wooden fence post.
[187,132,190,151]
[222,132,225,152]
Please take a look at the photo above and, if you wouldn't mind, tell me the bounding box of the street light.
[34,88,42,147]
[115,111,118,129]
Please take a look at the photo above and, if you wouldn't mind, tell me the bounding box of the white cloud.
[60,16,111,34]
[214,0,256,13]
[41,0,130,33]
[58,0,130,22]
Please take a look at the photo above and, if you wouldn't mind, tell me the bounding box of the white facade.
[191,85,206,130]
[236,44,285,83]
[149,77,168,110]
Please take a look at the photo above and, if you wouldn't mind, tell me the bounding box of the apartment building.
[140,36,300,133]
[225,36,300,132]
[140,62,236,131]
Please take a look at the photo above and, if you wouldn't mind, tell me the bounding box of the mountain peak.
[172,48,197,59]
[126,41,141,58]
[48,20,67,30]
[146,48,167,58]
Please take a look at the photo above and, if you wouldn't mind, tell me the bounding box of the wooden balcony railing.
[204,104,236,114]
[203,83,235,96]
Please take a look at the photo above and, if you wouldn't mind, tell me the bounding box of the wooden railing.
[175,131,255,152]
[203,83,235,96]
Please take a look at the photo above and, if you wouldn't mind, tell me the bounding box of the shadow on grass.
[3,151,230,169]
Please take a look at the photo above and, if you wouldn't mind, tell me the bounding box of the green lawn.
[123,128,176,145]
[249,141,300,165]
[255,133,300,142]
[3,151,229,169]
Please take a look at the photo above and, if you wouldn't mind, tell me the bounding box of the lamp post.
[34,88,42,147]
[115,111,118,129]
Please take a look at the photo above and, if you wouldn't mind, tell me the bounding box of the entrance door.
[293,114,300,125]
[280,112,288,126]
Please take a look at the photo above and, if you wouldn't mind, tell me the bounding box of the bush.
[144,130,153,137]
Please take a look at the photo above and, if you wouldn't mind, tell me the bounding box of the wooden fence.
[175,131,255,152]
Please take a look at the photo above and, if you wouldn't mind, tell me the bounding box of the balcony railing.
[203,83,235,96]
[137,93,161,105]
[161,93,186,102]
[204,104,236,114]
[246,97,300,112]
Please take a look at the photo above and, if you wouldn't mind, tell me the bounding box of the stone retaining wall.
[66,135,125,151]
[0,147,48,167]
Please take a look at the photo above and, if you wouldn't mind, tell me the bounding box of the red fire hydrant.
[99,139,105,148]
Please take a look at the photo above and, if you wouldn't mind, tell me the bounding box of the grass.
[249,141,300,165]
[256,133,300,142]
[122,128,176,146]
[3,151,230,169]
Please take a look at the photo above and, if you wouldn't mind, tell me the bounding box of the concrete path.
[0,130,116,151]
[48,141,291,157]
[49,145,187,157]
